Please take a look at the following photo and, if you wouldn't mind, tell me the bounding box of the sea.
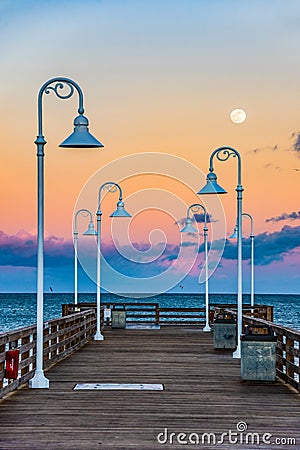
[0,293,299,334]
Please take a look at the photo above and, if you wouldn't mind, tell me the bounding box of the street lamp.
[94,182,131,341]
[74,209,97,306]
[29,77,103,389]
[180,203,211,332]
[230,213,255,307]
[198,146,243,359]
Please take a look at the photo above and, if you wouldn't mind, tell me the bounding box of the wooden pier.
[0,325,299,449]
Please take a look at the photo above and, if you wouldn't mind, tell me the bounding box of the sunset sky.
[0,0,299,294]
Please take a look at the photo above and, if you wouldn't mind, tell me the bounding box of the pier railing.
[0,303,280,398]
[62,302,273,325]
[0,310,96,399]
[240,314,300,392]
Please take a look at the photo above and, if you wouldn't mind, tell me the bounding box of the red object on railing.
[209,310,215,324]
[5,349,20,379]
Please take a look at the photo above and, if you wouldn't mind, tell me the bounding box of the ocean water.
[0,293,299,333]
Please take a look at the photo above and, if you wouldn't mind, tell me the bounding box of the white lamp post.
[94,182,131,341]
[180,203,211,332]
[230,213,255,307]
[74,209,97,306]
[198,146,243,359]
[29,77,103,389]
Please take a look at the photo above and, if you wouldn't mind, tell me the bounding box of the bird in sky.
[293,168,300,172]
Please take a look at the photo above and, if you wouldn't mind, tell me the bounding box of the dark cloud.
[266,211,300,223]
[1,225,300,275]
[176,213,214,227]
[245,132,300,159]
[193,213,214,223]
[291,131,300,157]
[0,230,73,267]
[181,241,198,247]
[100,226,300,270]
[132,242,151,251]
[220,225,300,265]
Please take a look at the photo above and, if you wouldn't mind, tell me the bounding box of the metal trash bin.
[241,325,277,381]
[213,313,237,349]
[111,304,126,329]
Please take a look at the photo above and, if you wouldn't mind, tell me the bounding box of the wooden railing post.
[100,306,104,331]
[267,306,273,322]
[276,332,284,374]
[58,321,65,354]
[43,326,50,365]
[51,323,58,359]
[286,337,295,381]
[156,304,160,325]
[0,343,5,389]
[32,331,36,371]
[21,336,30,377]
[66,319,72,350]
[62,304,68,316]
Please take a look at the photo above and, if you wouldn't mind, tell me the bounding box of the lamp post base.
[232,344,241,359]
[94,332,104,341]
[29,371,49,389]
[203,325,211,332]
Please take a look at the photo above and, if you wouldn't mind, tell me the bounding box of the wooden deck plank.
[0,327,299,449]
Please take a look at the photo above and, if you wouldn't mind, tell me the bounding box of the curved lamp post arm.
[187,203,207,229]
[242,212,254,237]
[242,212,255,308]
[37,77,84,138]
[209,146,242,187]
[232,212,254,237]
[97,182,123,212]
[74,208,94,233]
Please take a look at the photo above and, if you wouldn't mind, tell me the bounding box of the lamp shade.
[110,201,131,218]
[59,115,104,148]
[83,223,97,236]
[180,218,198,233]
[197,172,227,195]
[229,226,238,239]
[229,226,245,239]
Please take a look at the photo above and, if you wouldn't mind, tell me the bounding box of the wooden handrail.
[62,302,272,326]
[0,310,96,399]
[0,302,295,398]
[226,310,300,392]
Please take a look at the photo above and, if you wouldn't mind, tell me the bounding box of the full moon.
[230,108,246,124]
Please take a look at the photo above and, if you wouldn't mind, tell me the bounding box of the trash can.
[111,304,126,329]
[213,313,237,349]
[241,325,277,381]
